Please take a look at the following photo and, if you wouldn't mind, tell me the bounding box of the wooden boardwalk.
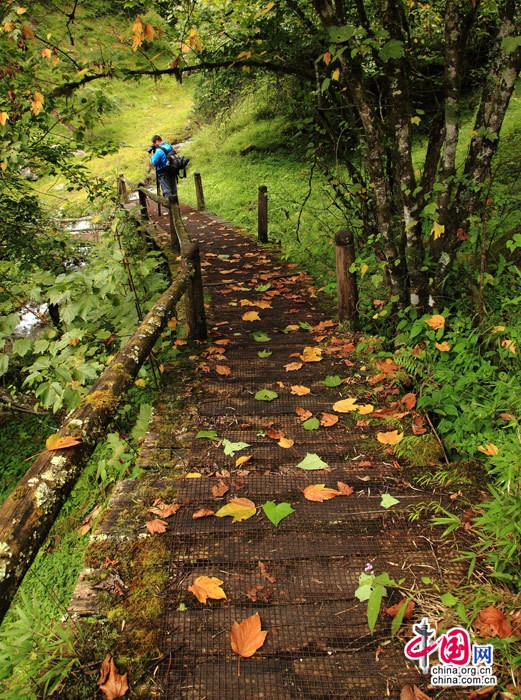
[72,204,466,699]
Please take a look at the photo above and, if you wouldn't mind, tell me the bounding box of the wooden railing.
[0,180,207,622]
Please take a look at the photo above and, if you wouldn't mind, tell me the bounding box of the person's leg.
[159,172,172,197]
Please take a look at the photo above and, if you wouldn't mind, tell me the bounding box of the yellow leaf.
[361,263,369,278]
[332,67,341,81]
[411,116,421,125]
[478,443,499,456]
[300,347,323,363]
[435,341,451,352]
[431,221,445,239]
[357,404,374,415]
[291,385,310,396]
[242,311,261,321]
[235,455,252,467]
[185,472,202,479]
[323,51,332,66]
[230,613,268,658]
[303,484,341,502]
[501,339,517,354]
[425,314,445,330]
[333,397,359,413]
[278,437,294,448]
[377,430,404,445]
[45,434,82,451]
[216,498,256,523]
[0,112,8,126]
[188,576,227,604]
[30,92,44,116]
[134,378,146,387]
[17,7,27,14]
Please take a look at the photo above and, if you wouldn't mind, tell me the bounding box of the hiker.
[149,134,177,199]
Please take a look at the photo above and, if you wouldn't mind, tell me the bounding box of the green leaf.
[12,338,32,357]
[440,592,458,607]
[262,501,295,527]
[255,283,271,292]
[222,438,250,456]
[302,417,320,431]
[367,583,387,633]
[299,321,313,331]
[390,596,412,637]
[502,36,521,55]
[355,572,375,602]
[328,24,356,43]
[323,375,342,387]
[295,453,329,471]
[379,39,405,62]
[380,493,400,509]
[258,350,272,358]
[252,332,271,342]
[196,429,219,441]
[255,389,278,401]
[0,354,9,377]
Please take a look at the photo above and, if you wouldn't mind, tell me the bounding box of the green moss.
[84,390,120,411]
[396,434,444,467]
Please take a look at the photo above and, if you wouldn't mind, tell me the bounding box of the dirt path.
[132,205,465,699]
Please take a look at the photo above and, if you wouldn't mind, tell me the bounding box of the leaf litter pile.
[143,206,467,699]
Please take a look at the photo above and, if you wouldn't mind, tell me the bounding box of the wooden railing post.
[184,242,208,341]
[137,183,149,221]
[258,185,268,243]
[117,174,127,202]
[168,195,181,254]
[194,172,206,211]
[335,229,359,330]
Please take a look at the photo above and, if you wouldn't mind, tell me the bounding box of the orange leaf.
[386,598,415,619]
[98,655,129,700]
[242,311,261,321]
[435,341,451,352]
[377,430,404,445]
[303,484,341,502]
[478,443,499,456]
[192,508,215,519]
[266,428,285,440]
[45,434,82,451]
[235,455,252,467]
[336,481,354,496]
[401,393,416,410]
[296,407,313,421]
[291,385,310,396]
[333,398,359,413]
[149,502,181,518]
[425,314,445,329]
[230,613,268,658]
[278,437,294,448]
[188,575,227,604]
[474,606,512,638]
[320,413,339,427]
[284,362,303,372]
[146,518,168,534]
[357,403,374,415]
[215,365,231,375]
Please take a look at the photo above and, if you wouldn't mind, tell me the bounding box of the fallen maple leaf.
[188,576,227,604]
[377,430,404,445]
[266,428,284,440]
[215,498,256,522]
[386,598,415,619]
[320,413,339,427]
[211,479,230,497]
[97,654,129,700]
[45,434,82,451]
[425,314,445,330]
[149,501,181,518]
[284,361,303,371]
[291,385,311,396]
[474,606,512,638]
[333,397,359,412]
[435,341,451,352]
[235,454,252,467]
[357,403,374,415]
[258,560,276,582]
[230,613,268,659]
[303,484,341,502]
[299,346,323,362]
[242,311,261,321]
[278,437,294,448]
[296,407,313,421]
[215,365,232,375]
[401,393,416,410]
[336,481,354,496]
[192,508,215,519]
[146,518,168,534]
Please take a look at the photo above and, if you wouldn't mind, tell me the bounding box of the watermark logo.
[404,618,497,687]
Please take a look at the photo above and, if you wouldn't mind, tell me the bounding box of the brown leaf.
[77,505,102,536]
[146,518,168,534]
[385,598,415,619]
[401,393,416,409]
[291,385,311,396]
[98,655,129,700]
[400,687,431,700]
[474,606,512,638]
[230,613,268,658]
[320,413,339,427]
[149,502,181,518]
[284,361,303,371]
[258,561,276,583]
[188,575,227,604]
[296,407,313,422]
[246,585,264,602]
[303,484,341,502]
[336,481,354,496]
[211,479,230,498]
[192,508,215,519]
[266,428,285,440]
[215,365,232,375]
